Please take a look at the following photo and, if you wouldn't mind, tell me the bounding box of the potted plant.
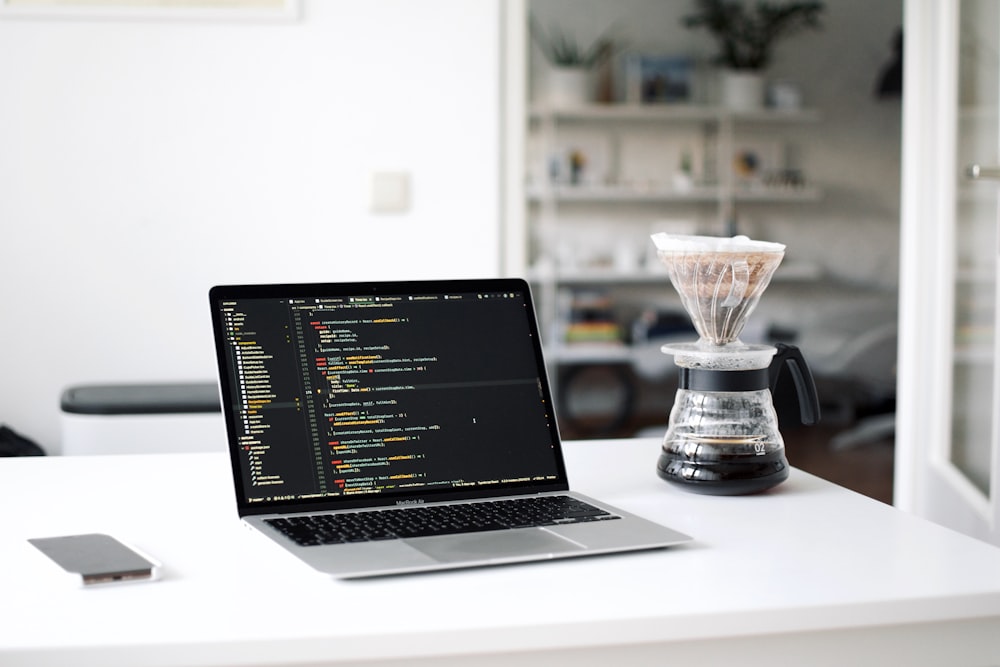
[530,16,615,106]
[683,0,824,109]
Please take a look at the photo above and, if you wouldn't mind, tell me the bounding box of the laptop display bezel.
[209,278,571,517]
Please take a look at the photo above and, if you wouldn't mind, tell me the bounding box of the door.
[897,0,1000,545]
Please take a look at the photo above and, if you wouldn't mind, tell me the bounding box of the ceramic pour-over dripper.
[651,233,785,346]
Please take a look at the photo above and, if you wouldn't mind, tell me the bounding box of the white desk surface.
[3,438,1000,667]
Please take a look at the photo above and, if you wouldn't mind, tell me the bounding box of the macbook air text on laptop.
[209,278,690,578]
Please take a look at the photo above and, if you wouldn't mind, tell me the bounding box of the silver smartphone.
[28,533,161,586]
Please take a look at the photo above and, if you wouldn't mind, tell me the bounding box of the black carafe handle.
[768,343,821,425]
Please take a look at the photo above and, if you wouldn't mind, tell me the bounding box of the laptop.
[209,278,690,578]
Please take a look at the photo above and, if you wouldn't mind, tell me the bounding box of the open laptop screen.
[210,279,568,515]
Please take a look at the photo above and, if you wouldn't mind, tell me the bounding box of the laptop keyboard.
[265,495,619,546]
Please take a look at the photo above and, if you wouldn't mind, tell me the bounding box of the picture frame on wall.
[624,54,693,104]
[0,0,299,20]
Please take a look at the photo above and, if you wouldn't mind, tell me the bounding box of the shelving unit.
[527,104,821,210]
[525,102,824,369]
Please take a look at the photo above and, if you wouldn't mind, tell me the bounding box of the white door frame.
[501,0,528,278]
[896,0,1000,543]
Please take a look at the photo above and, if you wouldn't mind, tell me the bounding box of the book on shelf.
[564,321,623,345]
[562,290,623,345]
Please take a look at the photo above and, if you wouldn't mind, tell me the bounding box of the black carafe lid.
[677,343,821,426]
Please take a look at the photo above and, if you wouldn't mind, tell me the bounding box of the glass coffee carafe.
[651,233,820,495]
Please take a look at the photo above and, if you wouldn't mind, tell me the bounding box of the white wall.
[0,0,502,452]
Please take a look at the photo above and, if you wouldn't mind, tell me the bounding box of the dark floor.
[782,423,895,505]
[554,363,896,504]
[561,418,895,505]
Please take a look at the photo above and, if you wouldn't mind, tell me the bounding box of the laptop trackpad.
[408,528,582,563]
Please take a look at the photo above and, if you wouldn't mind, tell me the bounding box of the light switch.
[369,171,411,214]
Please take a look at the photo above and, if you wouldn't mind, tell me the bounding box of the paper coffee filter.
[650,233,785,345]
[650,233,785,254]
